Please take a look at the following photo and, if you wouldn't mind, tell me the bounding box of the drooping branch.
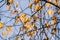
[39,0,60,9]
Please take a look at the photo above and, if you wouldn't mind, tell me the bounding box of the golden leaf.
[33,0,39,4]
[15,16,19,20]
[0,22,3,29]
[27,31,34,36]
[44,21,48,25]
[51,20,56,27]
[28,3,32,9]
[44,36,49,40]
[34,5,39,11]
[20,13,27,24]
[2,31,6,36]
[44,21,50,28]
[6,5,9,9]
[27,32,30,36]
[20,27,24,31]
[26,17,31,22]
[33,26,37,31]
[15,16,19,23]
[46,9,52,15]
[58,10,60,14]
[51,28,56,34]
[15,37,18,40]
[48,0,51,2]
[9,0,13,4]
[53,0,58,5]
[6,26,11,32]
[24,23,31,29]
[30,22,35,27]
[51,16,56,20]
[33,14,37,22]
[45,3,51,7]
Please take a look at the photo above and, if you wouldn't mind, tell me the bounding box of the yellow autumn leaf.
[48,0,51,2]
[24,23,31,29]
[51,28,56,34]
[51,16,56,20]
[20,13,25,17]
[9,0,13,4]
[2,31,6,36]
[26,17,31,22]
[27,32,30,36]
[44,21,48,25]
[15,16,19,23]
[6,5,9,9]
[15,37,18,40]
[15,16,19,20]
[46,9,52,15]
[27,31,34,36]
[30,22,35,27]
[30,31,34,35]
[20,13,28,23]
[33,0,39,4]
[58,10,60,14]
[34,5,39,11]
[51,20,56,27]
[20,13,25,19]
[45,3,51,7]
[20,27,24,31]
[0,22,3,29]
[44,36,48,40]
[33,14,37,22]
[6,26,11,32]
[46,23,50,27]
[28,3,32,8]
[33,26,37,31]
[20,17,26,23]
[44,21,50,28]
[53,0,58,5]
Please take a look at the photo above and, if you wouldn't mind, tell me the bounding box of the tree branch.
[39,0,60,9]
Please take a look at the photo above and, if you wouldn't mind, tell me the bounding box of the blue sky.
[0,0,60,40]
